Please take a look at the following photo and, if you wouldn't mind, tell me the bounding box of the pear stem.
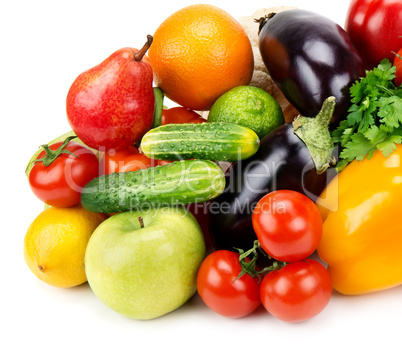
[134,35,153,62]
[138,217,145,228]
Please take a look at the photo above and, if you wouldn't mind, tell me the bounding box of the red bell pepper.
[345,0,402,70]
[393,48,402,87]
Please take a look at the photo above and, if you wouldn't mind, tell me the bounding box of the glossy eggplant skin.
[258,9,365,127]
[208,123,336,252]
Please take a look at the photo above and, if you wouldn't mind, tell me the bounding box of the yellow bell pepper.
[316,145,402,295]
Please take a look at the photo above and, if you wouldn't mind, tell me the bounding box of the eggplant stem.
[255,13,276,34]
[292,96,336,174]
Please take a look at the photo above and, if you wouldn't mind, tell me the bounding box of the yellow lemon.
[24,205,107,288]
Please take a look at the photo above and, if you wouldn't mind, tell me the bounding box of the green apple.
[84,206,206,320]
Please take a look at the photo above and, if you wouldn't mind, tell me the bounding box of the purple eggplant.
[257,9,365,127]
[208,97,338,253]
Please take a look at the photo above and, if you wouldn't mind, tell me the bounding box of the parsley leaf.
[340,133,376,162]
[332,59,402,170]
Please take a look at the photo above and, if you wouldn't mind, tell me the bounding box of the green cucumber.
[81,159,225,214]
[140,122,260,161]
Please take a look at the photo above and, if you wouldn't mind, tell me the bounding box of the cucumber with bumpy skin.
[140,122,260,161]
[81,159,225,214]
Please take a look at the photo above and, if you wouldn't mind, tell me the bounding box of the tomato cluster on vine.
[196,190,332,323]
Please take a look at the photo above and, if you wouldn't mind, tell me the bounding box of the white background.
[2,0,401,358]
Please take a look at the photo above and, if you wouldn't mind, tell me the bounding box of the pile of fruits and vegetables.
[23,0,402,323]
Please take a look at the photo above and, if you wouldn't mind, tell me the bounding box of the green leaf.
[340,127,356,147]
[349,80,366,104]
[340,132,376,162]
[363,125,387,144]
[346,105,363,127]
[377,96,402,129]
[335,159,349,172]
[331,59,402,169]
[331,124,345,144]
[377,135,402,157]
[358,103,377,132]
[374,59,395,83]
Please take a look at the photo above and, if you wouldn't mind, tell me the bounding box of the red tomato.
[29,141,99,207]
[161,107,206,125]
[393,48,402,87]
[196,250,261,318]
[100,146,158,175]
[252,190,323,262]
[260,259,332,323]
[345,0,402,70]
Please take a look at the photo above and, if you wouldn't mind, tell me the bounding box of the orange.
[148,4,254,111]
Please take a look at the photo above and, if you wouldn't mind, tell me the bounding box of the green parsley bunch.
[332,59,402,171]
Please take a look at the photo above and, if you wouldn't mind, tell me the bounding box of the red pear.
[66,36,155,151]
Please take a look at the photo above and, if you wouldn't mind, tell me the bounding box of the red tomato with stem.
[345,0,402,70]
[161,107,206,125]
[100,145,158,175]
[260,259,332,323]
[252,190,323,262]
[29,138,99,207]
[393,48,402,87]
[196,250,261,318]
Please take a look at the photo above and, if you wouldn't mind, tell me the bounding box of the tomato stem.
[34,136,78,167]
[235,240,287,282]
[258,260,287,276]
[235,240,261,280]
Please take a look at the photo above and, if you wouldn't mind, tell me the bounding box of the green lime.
[207,85,284,138]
